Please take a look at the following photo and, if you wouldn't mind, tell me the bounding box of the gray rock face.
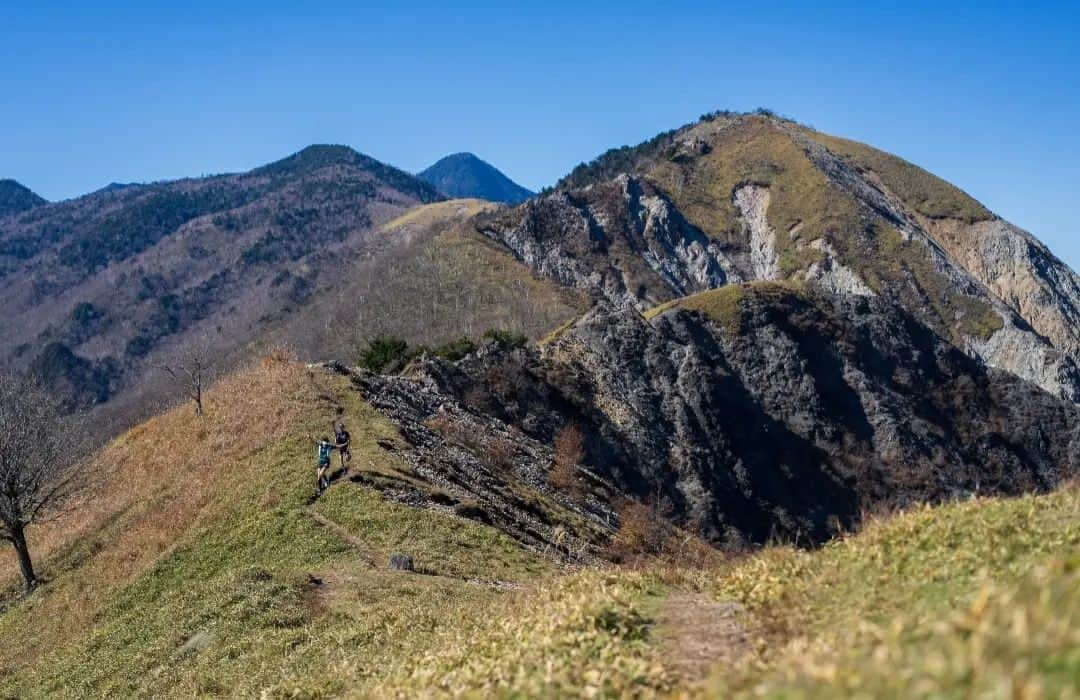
[477,176,737,310]
[345,286,1078,548]
[791,127,1080,400]
[733,185,780,280]
[943,218,1080,359]
[333,360,615,562]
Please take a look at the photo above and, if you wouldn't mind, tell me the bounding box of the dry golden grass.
[801,128,993,223]
[0,355,315,669]
[702,486,1080,698]
[378,198,497,234]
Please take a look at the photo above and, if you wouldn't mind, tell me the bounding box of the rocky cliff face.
[476,174,738,309]
[346,284,1078,548]
[479,114,1080,401]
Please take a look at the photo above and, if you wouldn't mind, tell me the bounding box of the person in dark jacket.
[335,423,351,470]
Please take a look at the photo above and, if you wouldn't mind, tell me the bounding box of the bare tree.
[0,372,82,594]
[159,341,215,416]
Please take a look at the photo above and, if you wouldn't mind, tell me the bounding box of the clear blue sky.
[2,1,1078,268]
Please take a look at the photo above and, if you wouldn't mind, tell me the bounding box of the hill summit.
[419,152,534,204]
[0,179,47,216]
[478,111,1080,400]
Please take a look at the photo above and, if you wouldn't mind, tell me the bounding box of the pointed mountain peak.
[419,153,534,204]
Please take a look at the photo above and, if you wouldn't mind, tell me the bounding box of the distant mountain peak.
[256,144,369,176]
[253,144,443,203]
[419,153,533,204]
[0,179,47,216]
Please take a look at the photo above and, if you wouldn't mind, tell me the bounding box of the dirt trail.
[655,592,753,685]
[306,506,383,567]
[306,500,519,590]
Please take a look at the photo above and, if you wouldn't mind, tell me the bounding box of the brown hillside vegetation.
[257,199,589,358]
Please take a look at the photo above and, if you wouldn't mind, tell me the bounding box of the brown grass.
[0,356,316,668]
[801,128,993,223]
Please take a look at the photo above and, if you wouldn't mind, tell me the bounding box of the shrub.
[358,336,410,373]
[549,425,585,499]
[487,436,516,470]
[433,337,477,362]
[70,302,103,326]
[610,500,670,562]
[482,329,527,350]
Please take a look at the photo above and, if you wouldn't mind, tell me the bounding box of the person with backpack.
[314,436,335,495]
[335,423,351,471]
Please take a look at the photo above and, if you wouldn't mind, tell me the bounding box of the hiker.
[314,436,335,495]
[335,422,352,470]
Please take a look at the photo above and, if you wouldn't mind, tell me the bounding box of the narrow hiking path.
[306,506,383,567]
[654,592,754,686]
[306,495,521,590]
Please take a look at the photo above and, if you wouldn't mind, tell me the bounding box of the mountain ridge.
[0,179,47,217]
[3,111,1080,698]
[0,145,450,430]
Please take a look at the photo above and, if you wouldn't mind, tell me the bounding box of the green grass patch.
[0,369,551,698]
[315,487,549,582]
[705,487,1080,698]
[371,569,671,698]
[645,282,803,335]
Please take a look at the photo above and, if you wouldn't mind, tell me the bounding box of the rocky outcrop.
[346,286,1079,548]
[802,238,875,297]
[789,126,1080,399]
[733,185,780,280]
[923,217,1080,359]
[334,359,616,561]
[477,176,737,309]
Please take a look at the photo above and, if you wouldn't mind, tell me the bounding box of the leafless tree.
[0,372,83,594]
[159,341,215,416]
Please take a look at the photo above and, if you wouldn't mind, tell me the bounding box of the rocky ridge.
[342,284,1079,548]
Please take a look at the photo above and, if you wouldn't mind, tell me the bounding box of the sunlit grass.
[704,487,1080,698]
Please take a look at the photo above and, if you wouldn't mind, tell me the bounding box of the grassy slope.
[1,354,1075,698]
[259,198,590,358]
[706,487,1080,698]
[0,359,551,697]
[800,128,993,223]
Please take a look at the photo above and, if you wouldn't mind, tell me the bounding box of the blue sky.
[2,1,1078,268]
